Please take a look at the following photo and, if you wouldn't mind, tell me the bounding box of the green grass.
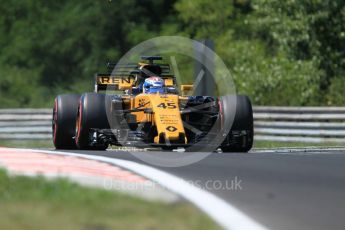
[253,141,345,149]
[0,170,219,230]
[0,140,54,149]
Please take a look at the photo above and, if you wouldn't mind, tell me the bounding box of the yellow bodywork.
[96,72,193,144]
[132,93,187,144]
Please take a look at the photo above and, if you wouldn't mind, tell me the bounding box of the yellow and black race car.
[52,56,253,152]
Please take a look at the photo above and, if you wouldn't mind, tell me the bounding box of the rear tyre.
[220,95,253,152]
[75,93,111,150]
[52,94,80,149]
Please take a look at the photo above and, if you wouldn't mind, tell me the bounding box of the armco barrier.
[0,107,344,143]
[0,109,51,140]
[253,106,345,143]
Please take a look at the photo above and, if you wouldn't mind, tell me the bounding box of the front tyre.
[219,95,253,152]
[52,94,80,149]
[75,93,111,150]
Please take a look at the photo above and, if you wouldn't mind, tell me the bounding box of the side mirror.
[180,84,193,96]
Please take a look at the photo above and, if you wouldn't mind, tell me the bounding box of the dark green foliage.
[0,0,176,107]
[0,0,344,107]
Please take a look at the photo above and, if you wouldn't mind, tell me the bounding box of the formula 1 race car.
[52,56,253,152]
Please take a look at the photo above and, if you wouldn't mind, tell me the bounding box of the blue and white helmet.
[143,77,165,94]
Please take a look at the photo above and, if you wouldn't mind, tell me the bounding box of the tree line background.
[0,0,344,107]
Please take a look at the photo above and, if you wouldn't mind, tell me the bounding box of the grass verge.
[253,140,345,149]
[0,170,219,230]
[0,140,54,149]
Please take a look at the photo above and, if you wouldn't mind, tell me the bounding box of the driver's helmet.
[143,76,165,94]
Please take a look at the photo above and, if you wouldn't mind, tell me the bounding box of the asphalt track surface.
[60,148,345,230]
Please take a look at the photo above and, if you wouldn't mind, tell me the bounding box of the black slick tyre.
[52,94,80,149]
[219,95,253,152]
[75,93,111,150]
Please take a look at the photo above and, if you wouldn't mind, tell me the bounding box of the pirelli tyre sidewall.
[53,94,80,149]
[220,95,253,152]
[75,93,110,150]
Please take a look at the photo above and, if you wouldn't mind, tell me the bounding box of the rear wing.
[106,62,171,75]
[95,74,176,92]
[95,74,136,92]
[95,61,176,92]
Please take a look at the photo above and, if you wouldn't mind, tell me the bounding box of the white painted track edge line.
[7,148,268,230]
